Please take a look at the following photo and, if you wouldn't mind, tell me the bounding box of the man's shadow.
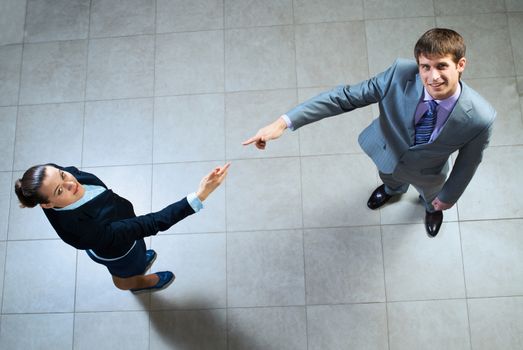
[136,293,252,350]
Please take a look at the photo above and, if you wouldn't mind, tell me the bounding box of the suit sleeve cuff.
[187,192,204,213]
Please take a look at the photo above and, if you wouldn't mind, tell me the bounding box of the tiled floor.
[1,0,522,349]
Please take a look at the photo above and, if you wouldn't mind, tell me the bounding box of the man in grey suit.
[243,28,495,237]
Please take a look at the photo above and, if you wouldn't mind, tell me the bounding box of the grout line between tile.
[458,221,474,350]
[72,0,94,347]
[379,224,392,350]
[291,1,311,345]
[221,1,230,349]
[147,3,159,348]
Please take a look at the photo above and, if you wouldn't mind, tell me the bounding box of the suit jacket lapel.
[432,82,472,145]
[77,189,112,219]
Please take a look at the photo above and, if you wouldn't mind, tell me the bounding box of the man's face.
[418,54,466,100]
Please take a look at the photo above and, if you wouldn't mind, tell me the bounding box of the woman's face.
[39,166,85,209]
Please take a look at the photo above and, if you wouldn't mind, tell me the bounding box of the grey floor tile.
[0,242,5,304]
[307,303,388,350]
[364,0,434,19]
[0,45,22,107]
[0,173,11,241]
[365,17,435,76]
[435,0,505,16]
[466,77,523,147]
[156,0,223,33]
[388,299,471,350]
[150,233,226,310]
[149,309,226,350]
[297,87,373,156]
[304,226,385,304]
[86,36,154,100]
[74,311,149,350]
[0,313,73,350]
[509,13,523,76]
[82,165,152,215]
[225,89,299,160]
[24,0,89,43]
[382,223,466,301]
[3,240,76,313]
[295,22,368,87]
[459,146,523,220]
[461,220,523,297]
[156,31,224,95]
[90,0,155,38]
[521,87,523,122]
[8,171,58,240]
[14,103,84,171]
[0,0,26,46]
[154,94,225,163]
[507,0,523,11]
[225,26,295,92]
[83,98,153,167]
[438,14,515,79]
[0,106,16,171]
[20,41,87,105]
[293,0,363,24]
[225,0,293,28]
[227,230,305,307]
[152,162,226,234]
[226,158,302,231]
[228,306,307,350]
[468,297,523,350]
[75,244,150,312]
[301,154,380,228]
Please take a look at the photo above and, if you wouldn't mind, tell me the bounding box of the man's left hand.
[432,197,454,211]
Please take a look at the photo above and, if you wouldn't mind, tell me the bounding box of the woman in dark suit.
[14,162,230,293]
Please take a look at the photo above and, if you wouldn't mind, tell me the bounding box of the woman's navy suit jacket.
[43,165,195,258]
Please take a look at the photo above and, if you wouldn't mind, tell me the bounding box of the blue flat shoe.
[143,249,157,274]
[130,271,175,294]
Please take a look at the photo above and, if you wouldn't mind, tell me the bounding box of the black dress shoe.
[425,210,443,237]
[367,184,393,210]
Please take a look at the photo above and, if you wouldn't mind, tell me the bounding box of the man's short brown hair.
[414,28,466,64]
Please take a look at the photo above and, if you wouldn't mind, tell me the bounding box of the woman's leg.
[112,273,160,290]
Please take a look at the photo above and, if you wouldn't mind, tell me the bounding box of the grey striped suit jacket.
[286,59,496,204]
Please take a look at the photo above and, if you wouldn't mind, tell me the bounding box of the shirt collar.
[423,82,461,112]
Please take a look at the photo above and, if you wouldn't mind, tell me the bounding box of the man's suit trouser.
[379,171,444,212]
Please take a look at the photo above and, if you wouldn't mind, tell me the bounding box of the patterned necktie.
[414,100,438,145]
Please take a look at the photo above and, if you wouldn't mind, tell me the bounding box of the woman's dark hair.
[414,28,466,64]
[14,164,50,208]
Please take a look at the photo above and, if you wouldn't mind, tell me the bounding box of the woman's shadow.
[136,292,252,350]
